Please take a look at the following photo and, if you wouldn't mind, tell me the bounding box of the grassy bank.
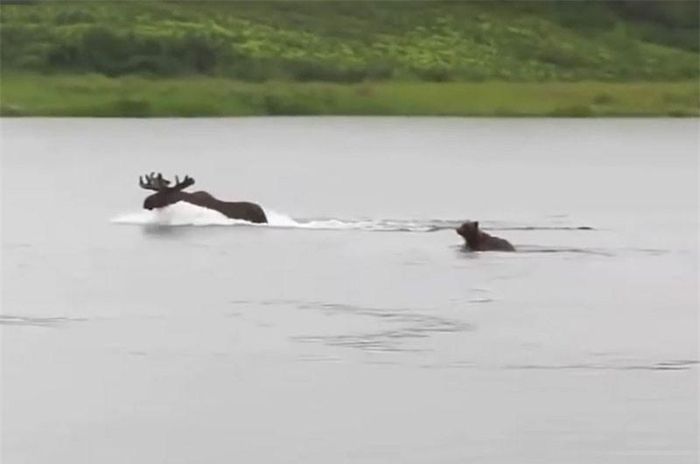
[1,1,698,117]
[1,75,697,117]
[1,1,698,82]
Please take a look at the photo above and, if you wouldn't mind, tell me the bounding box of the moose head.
[139,172,195,210]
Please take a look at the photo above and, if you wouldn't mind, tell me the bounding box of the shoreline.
[2,75,698,118]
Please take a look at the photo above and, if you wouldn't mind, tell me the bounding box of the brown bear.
[456,221,515,252]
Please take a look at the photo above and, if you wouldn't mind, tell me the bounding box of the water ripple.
[0,315,87,327]
[502,360,699,371]
[293,301,474,353]
[229,299,475,353]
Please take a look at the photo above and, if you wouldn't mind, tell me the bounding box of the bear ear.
[474,221,479,229]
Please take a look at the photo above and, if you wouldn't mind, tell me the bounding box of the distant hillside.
[1,0,698,82]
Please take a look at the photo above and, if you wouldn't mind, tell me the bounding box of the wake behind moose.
[139,172,267,223]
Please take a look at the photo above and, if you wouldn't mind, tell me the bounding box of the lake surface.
[2,118,698,463]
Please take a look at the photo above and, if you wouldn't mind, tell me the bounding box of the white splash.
[111,202,239,226]
[110,203,451,232]
[111,203,594,233]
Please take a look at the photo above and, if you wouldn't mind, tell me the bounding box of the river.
[2,118,698,463]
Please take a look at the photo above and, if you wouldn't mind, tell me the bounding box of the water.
[1,118,698,463]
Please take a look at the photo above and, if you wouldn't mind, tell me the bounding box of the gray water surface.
[2,118,698,463]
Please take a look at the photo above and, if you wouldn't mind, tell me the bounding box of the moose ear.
[473,221,479,229]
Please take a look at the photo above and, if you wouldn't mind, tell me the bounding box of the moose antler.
[138,172,195,191]
[139,172,171,191]
[173,175,195,191]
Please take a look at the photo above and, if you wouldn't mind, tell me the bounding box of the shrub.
[549,104,594,117]
[111,97,151,117]
[55,9,94,25]
[592,93,614,104]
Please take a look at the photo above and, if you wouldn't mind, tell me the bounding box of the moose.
[139,172,268,224]
[456,221,515,252]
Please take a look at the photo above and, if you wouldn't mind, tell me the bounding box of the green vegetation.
[2,1,699,81]
[1,1,698,116]
[2,74,697,117]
